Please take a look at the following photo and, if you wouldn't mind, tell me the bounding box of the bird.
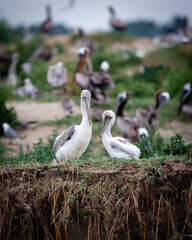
[7,52,20,86]
[100,110,140,160]
[137,127,149,142]
[116,91,140,141]
[136,89,170,130]
[178,83,192,118]
[53,89,92,162]
[47,62,68,87]
[2,122,20,141]
[75,47,115,104]
[29,46,58,62]
[16,121,37,130]
[40,5,53,35]
[107,6,127,32]
[61,97,74,114]
[100,61,110,73]
[116,90,170,141]
[21,62,32,75]
[12,78,40,100]
[75,28,95,56]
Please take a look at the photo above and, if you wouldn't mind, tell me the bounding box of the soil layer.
[0,161,192,240]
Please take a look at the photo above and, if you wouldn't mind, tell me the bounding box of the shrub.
[135,137,153,158]
[163,133,191,156]
[0,86,18,135]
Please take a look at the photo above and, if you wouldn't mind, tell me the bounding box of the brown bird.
[75,47,115,104]
[40,5,53,34]
[116,90,170,141]
[178,83,192,118]
[136,89,170,130]
[75,28,95,56]
[108,6,127,31]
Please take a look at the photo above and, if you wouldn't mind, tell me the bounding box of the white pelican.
[53,89,92,162]
[47,62,68,87]
[100,110,140,160]
[2,122,20,141]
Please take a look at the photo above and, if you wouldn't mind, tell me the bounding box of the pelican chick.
[47,62,68,87]
[12,78,40,99]
[100,110,140,160]
[53,90,92,162]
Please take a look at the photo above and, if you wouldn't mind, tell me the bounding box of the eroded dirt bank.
[0,161,192,240]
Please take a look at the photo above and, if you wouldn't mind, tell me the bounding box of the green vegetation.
[0,86,18,135]
[0,31,192,167]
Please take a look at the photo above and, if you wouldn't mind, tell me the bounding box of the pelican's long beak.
[83,98,92,126]
[100,116,111,138]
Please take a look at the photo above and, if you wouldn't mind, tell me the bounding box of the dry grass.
[0,161,192,240]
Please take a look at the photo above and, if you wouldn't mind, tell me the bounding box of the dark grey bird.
[16,121,37,130]
[178,83,192,118]
[40,5,53,34]
[108,6,127,31]
[2,122,20,140]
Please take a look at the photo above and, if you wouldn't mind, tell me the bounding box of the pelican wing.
[84,71,115,88]
[114,137,129,144]
[53,126,75,154]
[75,73,90,89]
[110,140,138,157]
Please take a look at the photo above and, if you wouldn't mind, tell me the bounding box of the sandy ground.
[1,101,81,157]
[6,101,81,122]
[159,121,192,143]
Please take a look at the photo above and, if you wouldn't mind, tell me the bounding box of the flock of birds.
[2,43,192,161]
[1,3,192,162]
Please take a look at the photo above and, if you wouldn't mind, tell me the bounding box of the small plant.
[136,137,154,158]
[163,133,191,156]
[0,86,18,135]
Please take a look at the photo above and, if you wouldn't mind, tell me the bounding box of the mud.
[0,161,192,240]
